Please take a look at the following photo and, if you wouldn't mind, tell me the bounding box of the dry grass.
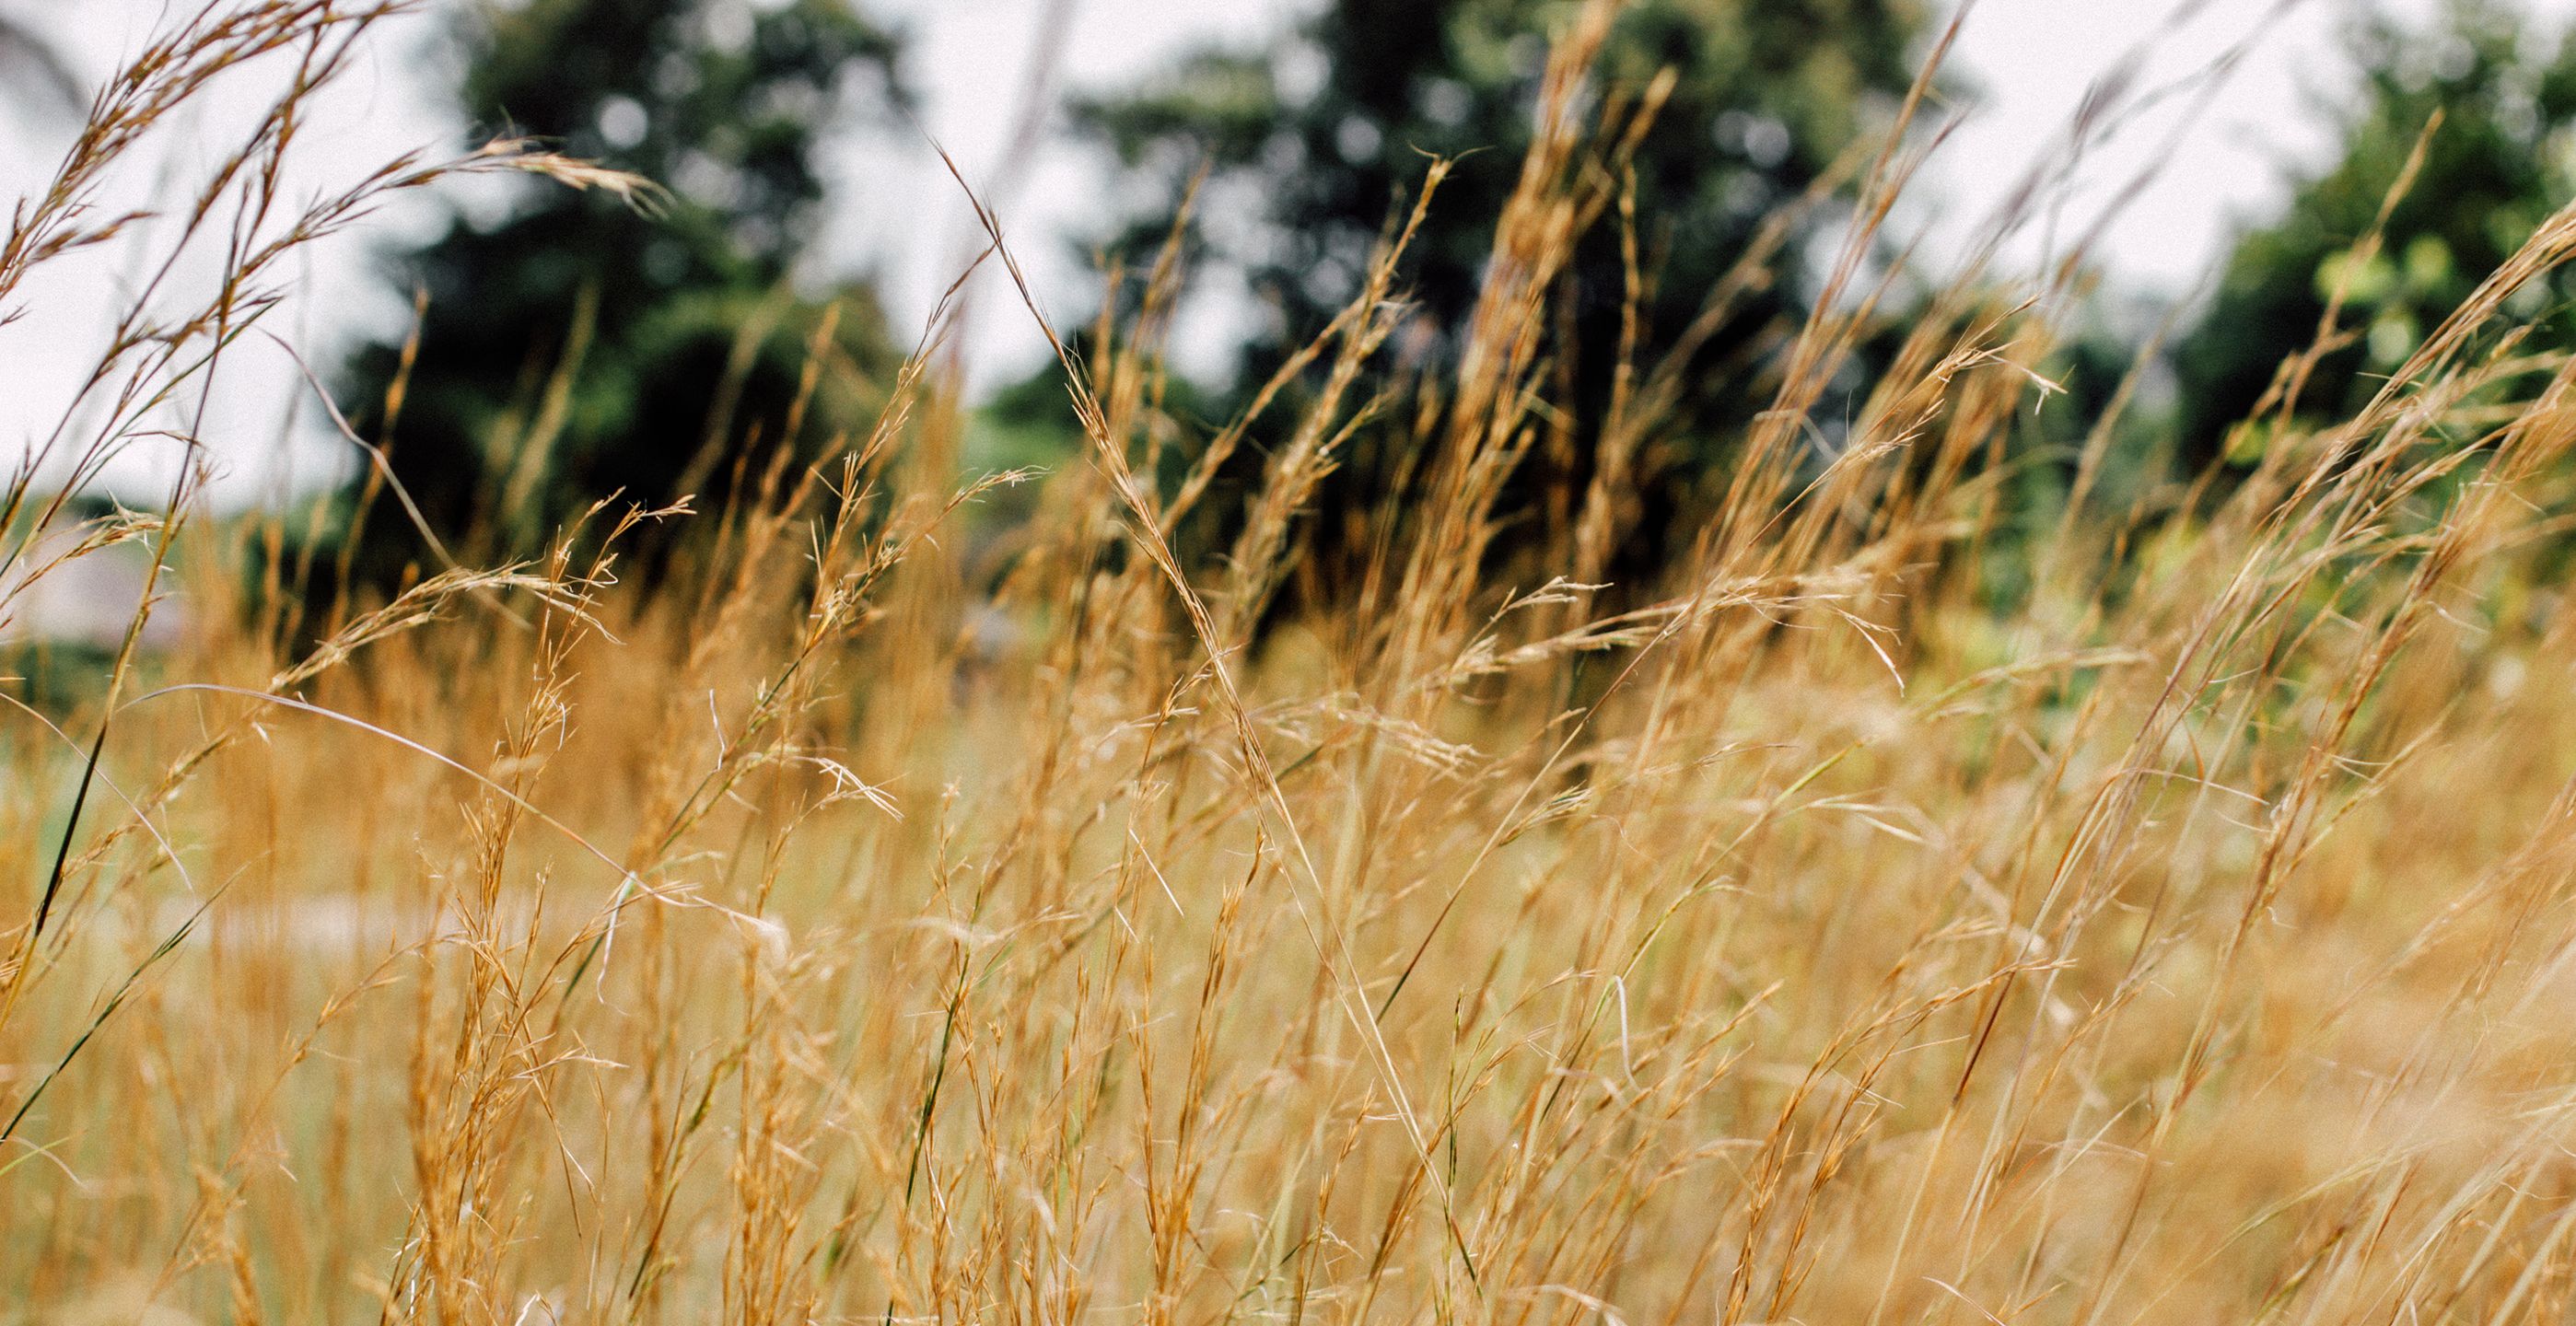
[12,2,2576,1323]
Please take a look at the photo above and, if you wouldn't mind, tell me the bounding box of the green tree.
[2174,0,2576,462]
[1067,2,1918,534]
[340,0,903,584]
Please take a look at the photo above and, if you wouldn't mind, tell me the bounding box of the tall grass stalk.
[10,2,2576,1323]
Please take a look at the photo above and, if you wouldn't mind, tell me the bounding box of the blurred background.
[10,0,2576,613]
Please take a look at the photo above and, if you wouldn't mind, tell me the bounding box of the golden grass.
[11,2,2576,1322]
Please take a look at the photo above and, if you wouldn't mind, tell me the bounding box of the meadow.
[10,3,2576,1323]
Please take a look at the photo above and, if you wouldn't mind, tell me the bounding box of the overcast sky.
[6,0,2576,504]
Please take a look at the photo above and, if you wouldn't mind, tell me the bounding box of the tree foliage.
[1057,0,1928,581]
[2175,0,2576,462]
[1082,0,1921,385]
[339,0,903,583]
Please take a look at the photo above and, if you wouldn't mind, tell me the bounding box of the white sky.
[5,0,2576,504]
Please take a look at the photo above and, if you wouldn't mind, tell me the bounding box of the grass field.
[13,3,2576,1323]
